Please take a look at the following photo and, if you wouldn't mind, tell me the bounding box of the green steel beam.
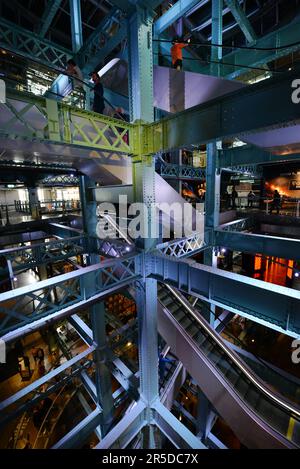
[38,0,64,38]
[0,87,134,154]
[224,0,256,43]
[147,69,300,153]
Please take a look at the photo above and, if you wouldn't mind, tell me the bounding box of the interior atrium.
[1,0,300,451]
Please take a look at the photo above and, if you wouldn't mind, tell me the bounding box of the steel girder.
[0,235,86,274]
[156,232,207,258]
[0,88,133,154]
[40,174,80,186]
[2,70,300,158]
[52,407,102,448]
[0,18,71,69]
[76,7,125,72]
[154,0,202,36]
[0,254,140,336]
[95,398,205,449]
[219,145,300,167]
[215,229,300,261]
[70,0,83,53]
[150,254,300,337]
[38,0,64,38]
[147,69,300,153]
[221,16,300,79]
[159,162,206,180]
[224,0,257,43]
[211,0,223,76]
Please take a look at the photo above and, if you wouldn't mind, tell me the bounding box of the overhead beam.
[0,254,140,337]
[154,0,203,36]
[0,17,71,68]
[149,69,300,152]
[38,0,63,38]
[219,145,300,167]
[224,0,257,43]
[151,255,300,336]
[215,229,300,261]
[70,0,83,52]
[221,16,300,79]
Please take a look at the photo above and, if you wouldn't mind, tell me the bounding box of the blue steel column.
[69,0,83,53]
[79,175,114,438]
[127,6,159,446]
[210,0,223,76]
[204,142,220,325]
[128,6,154,123]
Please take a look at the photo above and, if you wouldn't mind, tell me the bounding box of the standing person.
[31,346,39,364]
[247,190,256,208]
[66,59,84,89]
[171,37,190,71]
[66,59,85,107]
[223,188,231,210]
[91,71,105,115]
[231,187,238,209]
[270,190,281,214]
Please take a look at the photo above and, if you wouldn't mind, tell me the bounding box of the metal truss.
[0,18,71,69]
[95,397,204,449]
[40,174,80,186]
[218,217,256,232]
[159,162,206,180]
[0,255,140,336]
[225,164,263,178]
[0,235,86,275]
[0,159,75,172]
[219,145,300,168]
[2,69,300,158]
[0,88,133,154]
[156,232,207,258]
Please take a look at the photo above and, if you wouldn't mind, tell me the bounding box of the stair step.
[173,309,186,321]
[186,323,198,337]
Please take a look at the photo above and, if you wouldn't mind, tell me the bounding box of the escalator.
[157,283,300,449]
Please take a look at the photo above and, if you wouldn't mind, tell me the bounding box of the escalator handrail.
[162,284,300,422]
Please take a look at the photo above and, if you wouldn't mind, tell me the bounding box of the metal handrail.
[164,284,300,421]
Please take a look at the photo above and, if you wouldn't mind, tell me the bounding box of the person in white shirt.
[66,59,83,89]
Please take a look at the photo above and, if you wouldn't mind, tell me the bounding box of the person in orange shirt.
[171,37,191,71]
